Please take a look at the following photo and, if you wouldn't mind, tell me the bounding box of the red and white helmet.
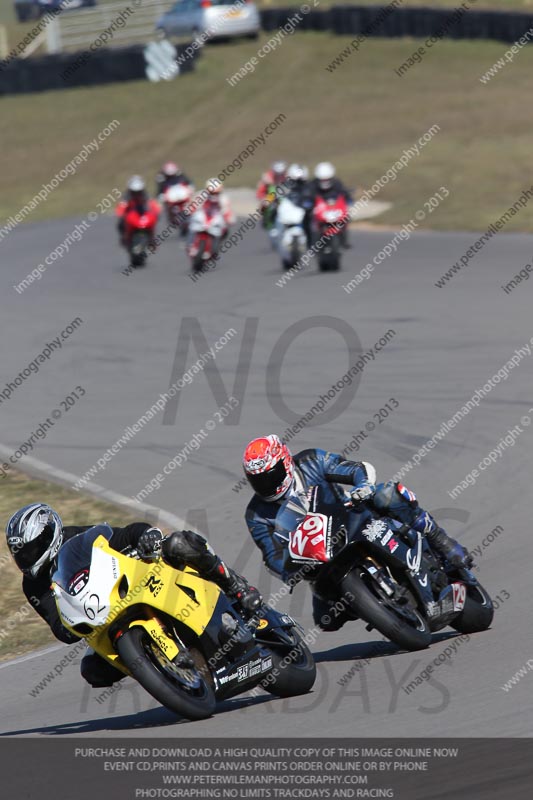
[243,435,294,501]
[162,161,179,177]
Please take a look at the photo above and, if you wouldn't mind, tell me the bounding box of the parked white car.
[156,0,260,42]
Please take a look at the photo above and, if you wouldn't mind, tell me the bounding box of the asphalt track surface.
[0,213,532,738]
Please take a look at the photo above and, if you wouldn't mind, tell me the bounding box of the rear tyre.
[450,583,494,634]
[130,252,145,268]
[116,627,216,720]
[328,237,341,271]
[261,632,316,697]
[342,567,432,651]
[130,232,148,267]
[192,239,206,272]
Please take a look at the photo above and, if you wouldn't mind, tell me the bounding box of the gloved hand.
[227,573,263,615]
[137,527,163,558]
[350,482,376,503]
[237,584,263,615]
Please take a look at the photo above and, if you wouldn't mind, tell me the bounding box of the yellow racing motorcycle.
[52,525,316,720]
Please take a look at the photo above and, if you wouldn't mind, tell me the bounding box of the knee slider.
[162,530,216,572]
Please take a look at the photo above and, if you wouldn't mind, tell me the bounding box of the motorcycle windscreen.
[289,513,331,562]
[52,524,113,595]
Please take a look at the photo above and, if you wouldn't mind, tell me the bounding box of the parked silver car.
[156,0,260,42]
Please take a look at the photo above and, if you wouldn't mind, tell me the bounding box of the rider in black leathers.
[155,161,193,199]
[6,505,260,687]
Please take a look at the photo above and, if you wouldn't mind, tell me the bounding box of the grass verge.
[1,31,533,231]
[0,468,139,662]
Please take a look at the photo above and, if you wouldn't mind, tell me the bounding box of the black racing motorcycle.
[287,484,494,651]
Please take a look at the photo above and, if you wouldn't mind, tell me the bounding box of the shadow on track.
[312,630,461,664]
[0,689,276,736]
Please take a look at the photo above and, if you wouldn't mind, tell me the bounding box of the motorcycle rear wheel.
[116,627,216,720]
[341,567,432,651]
[260,630,316,697]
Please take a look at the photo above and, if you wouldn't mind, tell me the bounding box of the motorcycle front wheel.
[191,239,206,272]
[260,629,316,697]
[450,582,494,633]
[116,627,216,720]
[341,566,432,651]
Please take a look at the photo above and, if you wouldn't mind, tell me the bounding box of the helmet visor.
[13,524,55,571]
[246,459,287,499]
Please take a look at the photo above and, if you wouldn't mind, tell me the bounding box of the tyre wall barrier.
[259,5,533,44]
[0,41,197,96]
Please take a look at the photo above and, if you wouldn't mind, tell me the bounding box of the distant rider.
[242,435,472,631]
[256,161,288,229]
[310,162,353,249]
[155,161,193,200]
[6,504,261,687]
[203,178,235,236]
[115,175,160,249]
[284,163,314,247]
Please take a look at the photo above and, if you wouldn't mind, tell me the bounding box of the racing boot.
[426,526,473,569]
[208,560,262,617]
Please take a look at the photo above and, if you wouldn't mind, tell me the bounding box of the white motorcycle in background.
[275,196,308,270]
[188,204,227,272]
[162,182,194,237]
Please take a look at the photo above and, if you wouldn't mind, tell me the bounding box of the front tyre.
[261,631,316,697]
[342,567,432,651]
[116,627,216,720]
[450,582,494,634]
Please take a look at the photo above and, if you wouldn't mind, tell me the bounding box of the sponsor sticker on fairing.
[362,519,389,542]
[452,582,467,612]
[67,569,89,596]
[249,659,263,677]
[426,601,440,617]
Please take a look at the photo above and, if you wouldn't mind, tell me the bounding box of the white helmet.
[127,175,146,193]
[6,503,63,578]
[287,163,308,182]
[271,161,287,179]
[315,162,335,191]
[206,177,223,196]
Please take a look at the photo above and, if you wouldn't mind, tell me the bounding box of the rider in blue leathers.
[242,435,472,631]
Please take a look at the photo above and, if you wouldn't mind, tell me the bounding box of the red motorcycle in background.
[163,182,194,237]
[188,202,227,273]
[121,201,160,267]
[313,194,349,272]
